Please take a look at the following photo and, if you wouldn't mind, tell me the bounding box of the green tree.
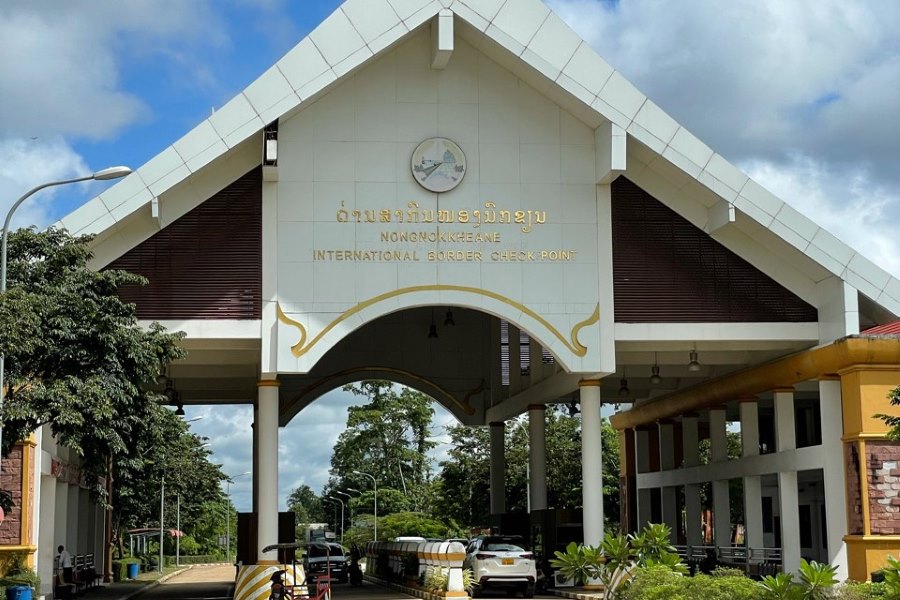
[600,417,621,530]
[435,423,491,526]
[877,386,900,440]
[0,228,185,505]
[435,407,620,530]
[327,381,436,515]
[288,484,326,539]
[112,408,227,554]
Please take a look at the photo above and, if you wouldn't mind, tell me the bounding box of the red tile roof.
[862,321,900,335]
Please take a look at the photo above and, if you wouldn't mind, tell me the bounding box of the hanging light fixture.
[174,401,185,416]
[427,308,438,338]
[567,399,580,417]
[650,353,662,384]
[444,308,455,326]
[688,348,701,372]
[618,376,629,396]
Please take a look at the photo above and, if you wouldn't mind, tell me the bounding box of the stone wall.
[867,441,900,535]
[846,443,864,534]
[0,445,24,545]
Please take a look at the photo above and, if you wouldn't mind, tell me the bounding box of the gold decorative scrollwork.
[276,286,600,359]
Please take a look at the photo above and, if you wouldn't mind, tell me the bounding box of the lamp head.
[688,350,701,372]
[92,166,132,180]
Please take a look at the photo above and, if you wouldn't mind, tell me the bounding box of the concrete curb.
[550,588,605,600]
[119,566,193,600]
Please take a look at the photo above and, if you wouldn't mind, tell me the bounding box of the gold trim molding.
[277,286,600,359]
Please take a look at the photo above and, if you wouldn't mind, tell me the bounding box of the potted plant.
[1,553,40,600]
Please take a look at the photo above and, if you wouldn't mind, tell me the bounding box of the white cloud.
[547,0,900,277]
[741,155,900,277]
[187,389,462,513]
[0,1,228,141]
[0,137,91,229]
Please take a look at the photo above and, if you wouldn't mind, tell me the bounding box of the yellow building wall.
[840,366,900,439]
[846,535,900,582]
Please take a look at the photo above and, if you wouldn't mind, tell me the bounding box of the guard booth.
[236,512,297,567]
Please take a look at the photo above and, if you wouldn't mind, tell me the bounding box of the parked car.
[304,542,348,583]
[464,535,536,598]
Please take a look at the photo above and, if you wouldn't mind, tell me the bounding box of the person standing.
[57,545,73,583]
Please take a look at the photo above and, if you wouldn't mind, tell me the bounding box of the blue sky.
[3,0,900,512]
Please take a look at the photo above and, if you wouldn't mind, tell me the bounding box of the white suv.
[464,535,536,598]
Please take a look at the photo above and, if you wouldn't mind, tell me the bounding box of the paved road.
[142,566,559,600]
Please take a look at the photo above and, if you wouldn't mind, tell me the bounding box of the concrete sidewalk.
[68,564,235,600]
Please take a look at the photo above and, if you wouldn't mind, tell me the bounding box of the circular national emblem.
[411,137,466,193]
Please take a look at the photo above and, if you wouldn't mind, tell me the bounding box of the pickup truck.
[304,542,348,583]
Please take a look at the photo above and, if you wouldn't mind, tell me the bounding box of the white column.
[819,379,848,581]
[635,428,652,529]
[709,408,731,547]
[257,380,280,563]
[740,399,764,552]
[774,389,796,452]
[528,405,547,512]
[489,422,506,516]
[580,381,604,546]
[682,415,702,547]
[658,422,678,540]
[774,388,800,573]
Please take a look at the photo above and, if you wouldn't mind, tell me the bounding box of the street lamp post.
[225,471,251,561]
[0,166,131,480]
[159,475,165,573]
[335,490,354,526]
[327,496,345,544]
[352,471,378,541]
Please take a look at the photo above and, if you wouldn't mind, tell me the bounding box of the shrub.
[683,574,764,600]
[423,566,447,592]
[882,556,900,599]
[834,581,886,599]
[711,566,747,578]
[111,558,141,582]
[550,523,687,599]
[620,566,686,600]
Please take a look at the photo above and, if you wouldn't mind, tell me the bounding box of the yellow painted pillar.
[839,366,900,581]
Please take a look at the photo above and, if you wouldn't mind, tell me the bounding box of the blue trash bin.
[6,585,32,600]
[127,562,140,580]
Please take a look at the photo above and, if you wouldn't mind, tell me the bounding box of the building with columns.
[21,0,898,587]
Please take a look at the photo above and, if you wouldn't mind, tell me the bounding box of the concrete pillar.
[580,381,604,546]
[682,414,702,546]
[635,428,652,529]
[740,399,764,552]
[709,408,731,546]
[489,422,506,516]
[819,378,848,580]
[257,380,280,563]
[528,405,547,512]
[779,470,801,573]
[774,388,796,452]
[253,406,259,514]
[774,388,800,572]
[38,474,57,597]
[658,422,678,540]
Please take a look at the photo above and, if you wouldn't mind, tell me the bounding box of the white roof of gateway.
[57,0,900,318]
